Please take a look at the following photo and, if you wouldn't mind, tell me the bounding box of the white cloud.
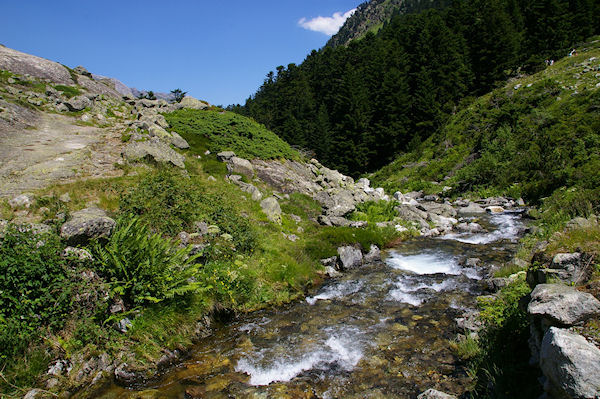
[298,8,356,36]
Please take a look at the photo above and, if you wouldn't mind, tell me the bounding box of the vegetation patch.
[164,109,300,160]
[54,84,82,98]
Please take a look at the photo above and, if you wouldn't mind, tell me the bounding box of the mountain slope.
[371,37,600,204]
[327,0,450,48]
[234,0,600,176]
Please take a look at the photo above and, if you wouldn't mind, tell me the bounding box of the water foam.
[442,213,522,244]
[306,280,363,305]
[235,331,363,385]
[386,251,460,275]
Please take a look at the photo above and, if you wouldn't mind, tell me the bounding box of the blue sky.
[0,0,362,105]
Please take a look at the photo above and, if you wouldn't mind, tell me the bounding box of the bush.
[91,215,203,307]
[0,226,72,359]
[164,109,300,160]
[350,200,399,223]
[119,169,256,252]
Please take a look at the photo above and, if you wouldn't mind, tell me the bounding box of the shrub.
[119,169,256,252]
[0,226,72,359]
[54,84,81,98]
[91,215,203,307]
[164,109,300,160]
[350,200,399,223]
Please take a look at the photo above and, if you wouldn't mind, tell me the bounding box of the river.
[99,211,526,398]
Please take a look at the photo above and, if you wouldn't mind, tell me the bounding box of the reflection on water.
[97,212,525,398]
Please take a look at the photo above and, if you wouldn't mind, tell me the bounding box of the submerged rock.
[540,327,600,399]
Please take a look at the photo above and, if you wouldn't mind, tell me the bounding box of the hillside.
[327,0,450,48]
[0,45,415,397]
[371,37,600,206]
[234,0,600,176]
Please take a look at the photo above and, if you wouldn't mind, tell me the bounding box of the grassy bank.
[0,112,408,397]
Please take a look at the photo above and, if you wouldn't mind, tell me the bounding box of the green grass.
[54,84,81,98]
[164,109,301,160]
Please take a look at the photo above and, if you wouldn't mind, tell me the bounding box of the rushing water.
[99,211,526,399]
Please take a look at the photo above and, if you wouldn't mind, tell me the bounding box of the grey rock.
[64,95,92,111]
[115,318,133,333]
[328,216,351,227]
[457,202,486,214]
[466,258,481,267]
[178,231,191,246]
[315,190,356,217]
[73,65,92,77]
[227,157,254,179]
[60,207,115,244]
[364,245,381,263]
[320,256,338,268]
[323,266,342,278]
[59,192,71,203]
[61,246,93,261]
[148,124,170,139]
[179,96,208,109]
[193,221,209,236]
[252,159,322,195]
[217,151,236,162]
[528,284,600,326]
[548,252,590,285]
[289,214,302,223]
[486,206,505,213]
[238,182,262,201]
[23,389,43,399]
[349,220,368,228]
[337,246,363,270]
[114,363,139,384]
[260,197,282,224]
[122,138,185,168]
[417,389,457,399]
[456,222,484,233]
[9,193,35,209]
[540,327,600,399]
[170,132,189,149]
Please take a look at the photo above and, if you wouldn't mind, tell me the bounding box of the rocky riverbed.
[93,211,527,398]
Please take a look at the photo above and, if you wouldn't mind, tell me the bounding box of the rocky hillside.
[326,0,449,48]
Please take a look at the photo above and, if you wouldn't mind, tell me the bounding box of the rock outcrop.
[60,207,115,244]
[122,137,185,168]
[540,327,600,399]
[528,284,600,327]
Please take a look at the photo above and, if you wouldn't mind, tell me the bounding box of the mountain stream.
[99,211,526,398]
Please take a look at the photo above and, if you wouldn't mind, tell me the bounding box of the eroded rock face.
[528,284,600,326]
[0,45,73,85]
[540,327,600,399]
[337,246,363,270]
[122,138,185,168]
[60,207,115,244]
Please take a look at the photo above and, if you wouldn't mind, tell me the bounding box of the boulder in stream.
[337,246,363,270]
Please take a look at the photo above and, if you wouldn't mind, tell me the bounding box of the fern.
[91,215,203,307]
